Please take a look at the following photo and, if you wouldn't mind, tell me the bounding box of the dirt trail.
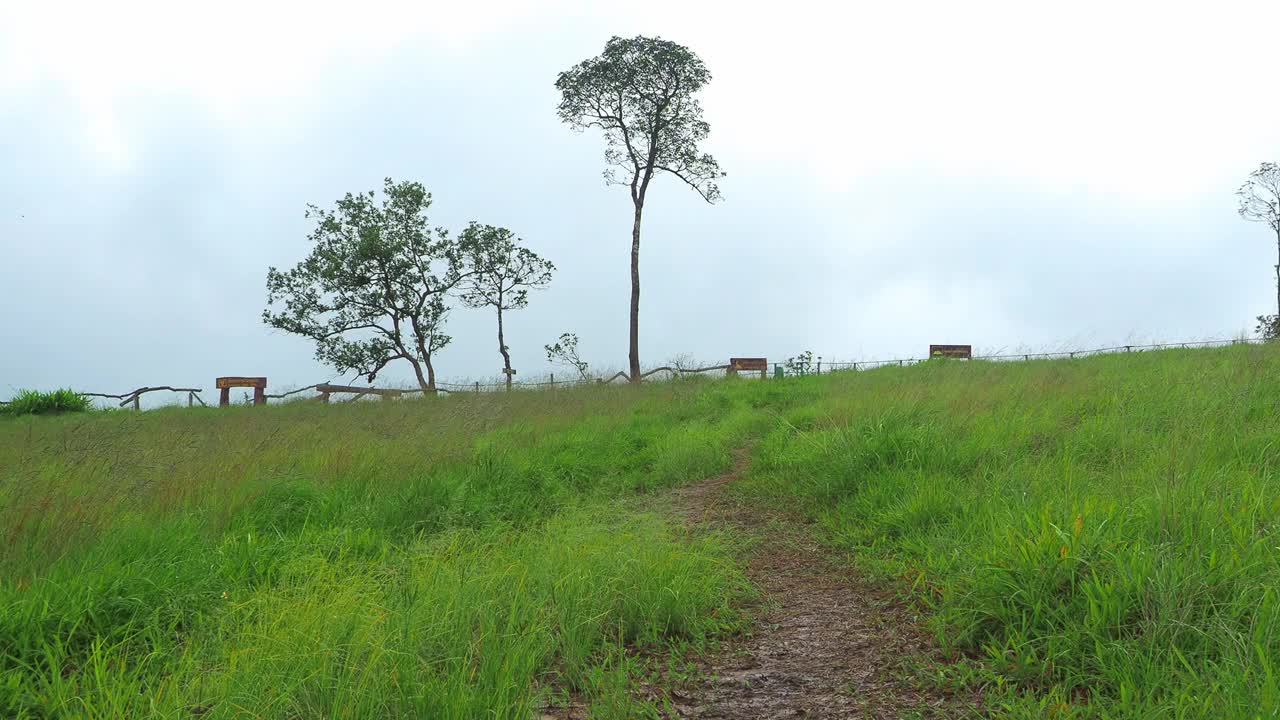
[664,449,972,719]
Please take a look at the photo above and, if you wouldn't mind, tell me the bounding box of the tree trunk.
[425,354,437,394]
[629,200,643,383]
[497,304,512,391]
[408,357,431,394]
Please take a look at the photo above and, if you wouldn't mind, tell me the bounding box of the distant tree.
[264,178,469,393]
[459,223,555,390]
[545,332,591,381]
[556,35,725,383]
[1237,162,1280,323]
[784,351,814,376]
[1256,314,1280,341]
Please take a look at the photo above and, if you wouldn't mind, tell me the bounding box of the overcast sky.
[3,0,1279,401]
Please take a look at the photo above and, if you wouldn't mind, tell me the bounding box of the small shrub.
[0,388,91,416]
[784,350,814,376]
[1256,314,1279,341]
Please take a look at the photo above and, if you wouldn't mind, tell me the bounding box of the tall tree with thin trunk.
[1238,162,1280,329]
[264,178,470,393]
[556,35,725,382]
[459,223,555,390]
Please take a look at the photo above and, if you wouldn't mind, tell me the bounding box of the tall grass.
[739,344,1280,717]
[7,346,1274,717]
[0,389,90,416]
[0,378,784,718]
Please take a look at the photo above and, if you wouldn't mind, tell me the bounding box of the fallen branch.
[80,386,205,410]
[263,383,322,400]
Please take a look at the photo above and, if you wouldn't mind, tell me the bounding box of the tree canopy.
[1237,162,1280,328]
[263,178,468,392]
[459,223,555,387]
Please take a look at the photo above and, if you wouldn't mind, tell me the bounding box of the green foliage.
[784,350,814,376]
[459,223,554,314]
[0,388,90,416]
[459,223,555,379]
[264,178,468,391]
[1257,314,1279,340]
[556,35,725,202]
[545,331,591,380]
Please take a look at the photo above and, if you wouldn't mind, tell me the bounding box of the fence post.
[187,392,193,408]
[550,373,555,388]
[132,394,141,412]
[474,382,480,395]
[816,357,822,374]
[1125,346,1131,353]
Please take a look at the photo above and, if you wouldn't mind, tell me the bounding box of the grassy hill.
[3,343,1279,718]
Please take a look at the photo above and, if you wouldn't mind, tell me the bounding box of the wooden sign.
[216,377,267,389]
[728,357,768,378]
[928,345,972,359]
[216,376,267,407]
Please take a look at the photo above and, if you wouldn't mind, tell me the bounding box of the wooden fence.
[81,386,206,410]
[5,337,1265,410]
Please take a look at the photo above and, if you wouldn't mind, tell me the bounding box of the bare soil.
[662,450,978,719]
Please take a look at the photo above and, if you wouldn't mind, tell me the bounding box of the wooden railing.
[82,386,206,410]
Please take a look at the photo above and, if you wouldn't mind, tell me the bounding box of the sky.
[3,0,1279,402]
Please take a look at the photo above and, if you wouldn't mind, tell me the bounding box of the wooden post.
[550,373,555,387]
[319,392,330,403]
[474,382,480,394]
[187,392,193,408]
[132,394,141,412]
[220,387,230,407]
[817,358,822,374]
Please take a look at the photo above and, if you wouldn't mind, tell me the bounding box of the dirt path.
[663,449,974,719]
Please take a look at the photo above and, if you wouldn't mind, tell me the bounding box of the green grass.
[0,389,90,417]
[4,345,1279,718]
[0,379,778,718]
[740,343,1280,718]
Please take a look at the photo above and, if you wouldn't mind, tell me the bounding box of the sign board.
[216,377,267,389]
[728,357,768,378]
[216,376,267,406]
[928,345,972,359]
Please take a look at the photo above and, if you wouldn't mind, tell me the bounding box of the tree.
[264,178,469,393]
[556,35,725,383]
[459,223,555,390]
[545,332,591,381]
[1257,314,1280,342]
[1237,162,1280,324]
